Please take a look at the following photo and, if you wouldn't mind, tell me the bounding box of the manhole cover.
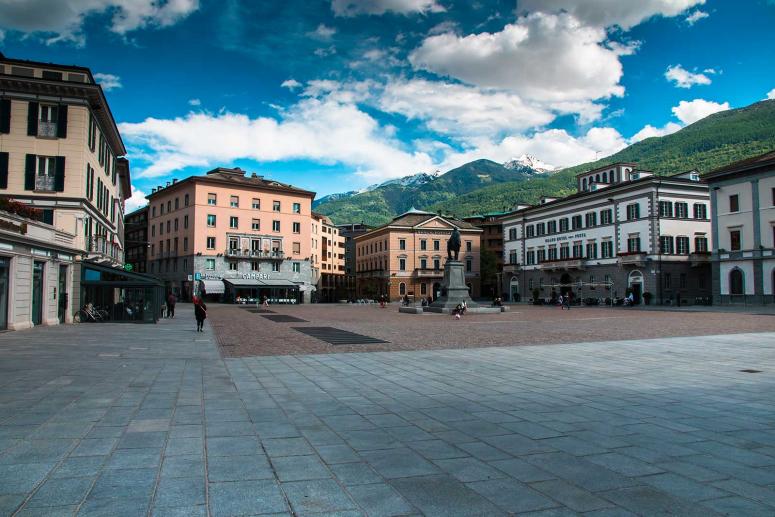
[262,314,308,323]
[293,326,388,345]
[740,369,762,373]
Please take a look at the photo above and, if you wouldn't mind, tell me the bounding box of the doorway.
[509,277,519,302]
[32,261,44,325]
[560,273,572,296]
[0,257,9,330]
[58,265,68,323]
[628,270,643,304]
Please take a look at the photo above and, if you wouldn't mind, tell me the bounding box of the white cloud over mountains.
[0,0,199,44]
[331,0,444,17]
[665,64,712,88]
[672,98,729,124]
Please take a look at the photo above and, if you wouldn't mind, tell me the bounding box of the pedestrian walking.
[558,294,564,309]
[262,295,269,307]
[563,292,571,310]
[167,292,177,318]
[194,297,207,332]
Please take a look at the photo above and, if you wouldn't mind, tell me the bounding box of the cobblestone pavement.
[1,308,775,516]
[209,303,775,356]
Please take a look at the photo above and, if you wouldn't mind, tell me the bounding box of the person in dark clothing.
[194,297,207,332]
[167,293,177,318]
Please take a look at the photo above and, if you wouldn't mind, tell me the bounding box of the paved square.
[1,304,774,516]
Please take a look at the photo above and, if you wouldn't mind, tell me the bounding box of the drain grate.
[740,369,762,373]
[262,314,308,323]
[293,326,388,345]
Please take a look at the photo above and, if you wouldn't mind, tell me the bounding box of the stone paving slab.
[1,306,775,515]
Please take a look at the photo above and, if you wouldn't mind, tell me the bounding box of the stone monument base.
[423,260,500,314]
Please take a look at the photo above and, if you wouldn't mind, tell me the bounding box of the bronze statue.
[447,228,461,260]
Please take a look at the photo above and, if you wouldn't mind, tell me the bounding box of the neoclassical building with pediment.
[354,209,483,301]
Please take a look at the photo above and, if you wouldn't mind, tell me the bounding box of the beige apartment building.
[355,209,482,301]
[0,52,129,265]
[311,212,346,301]
[145,167,317,302]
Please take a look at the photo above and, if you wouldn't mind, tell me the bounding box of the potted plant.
[642,292,653,305]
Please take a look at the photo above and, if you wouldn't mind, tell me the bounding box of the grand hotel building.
[501,163,712,305]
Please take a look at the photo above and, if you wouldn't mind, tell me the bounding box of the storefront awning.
[224,278,262,288]
[259,279,299,288]
[200,279,225,294]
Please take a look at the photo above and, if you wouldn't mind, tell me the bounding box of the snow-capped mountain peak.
[503,154,557,174]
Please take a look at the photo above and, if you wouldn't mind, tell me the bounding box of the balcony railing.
[503,263,521,273]
[414,268,443,277]
[225,249,284,259]
[35,175,56,192]
[37,121,58,138]
[617,251,647,266]
[539,258,586,271]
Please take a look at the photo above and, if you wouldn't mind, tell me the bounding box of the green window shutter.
[54,156,66,192]
[25,154,36,190]
[27,102,38,136]
[57,105,68,138]
[0,99,10,134]
[0,152,8,189]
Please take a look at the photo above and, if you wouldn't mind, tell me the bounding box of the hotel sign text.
[544,233,586,243]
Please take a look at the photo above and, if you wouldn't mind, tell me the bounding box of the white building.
[502,163,712,305]
[704,151,775,304]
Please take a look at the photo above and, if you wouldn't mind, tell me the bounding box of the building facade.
[124,205,148,274]
[0,52,130,266]
[464,212,509,299]
[502,164,712,305]
[704,151,775,304]
[338,222,371,301]
[311,212,346,302]
[355,210,482,301]
[144,167,316,303]
[0,206,78,330]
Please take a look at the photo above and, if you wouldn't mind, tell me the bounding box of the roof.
[146,167,316,200]
[575,162,638,177]
[360,212,479,238]
[703,150,775,180]
[0,51,93,77]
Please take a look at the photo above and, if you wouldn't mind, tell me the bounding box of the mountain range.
[314,99,775,226]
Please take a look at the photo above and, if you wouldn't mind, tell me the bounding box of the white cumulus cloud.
[518,0,705,29]
[280,79,302,91]
[766,88,775,100]
[672,98,729,124]
[409,12,629,104]
[124,186,148,213]
[93,72,122,91]
[685,9,709,25]
[331,0,444,17]
[630,122,683,143]
[188,98,201,106]
[665,64,712,88]
[309,23,336,40]
[0,0,199,44]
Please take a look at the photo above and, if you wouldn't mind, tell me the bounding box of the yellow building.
[312,212,346,301]
[0,52,130,266]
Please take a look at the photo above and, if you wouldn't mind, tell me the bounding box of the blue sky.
[1,0,774,210]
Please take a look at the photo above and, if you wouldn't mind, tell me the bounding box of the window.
[35,156,57,190]
[730,230,741,251]
[229,216,238,229]
[559,218,569,232]
[399,258,406,271]
[627,236,641,253]
[206,237,215,249]
[572,215,583,229]
[208,193,216,205]
[601,241,613,258]
[166,221,171,233]
[729,194,739,212]
[549,246,558,261]
[547,220,557,234]
[184,194,189,207]
[205,258,215,270]
[695,236,708,253]
[160,203,164,215]
[582,178,587,191]
[420,258,427,269]
[557,245,566,260]
[272,220,280,232]
[586,242,597,259]
[273,201,281,212]
[159,222,164,235]
[184,215,189,229]
[573,242,583,258]
[183,237,188,251]
[251,261,259,271]
[659,201,673,218]
[526,225,535,238]
[174,218,179,231]
[399,282,406,296]
[88,113,97,150]
[293,262,300,273]
[293,202,301,214]
[229,262,238,271]
[693,203,707,219]
[508,228,517,240]
[600,209,612,225]
[230,195,239,208]
[537,249,546,263]
[509,250,517,264]
[152,206,156,217]
[421,283,427,295]
[527,250,536,265]
[167,201,171,213]
[466,259,472,272]
[293,222,301,233]
[293,242,301,254]
[536,223,545,236]
[465,240,472,252]
[272,262,280,272]
[151,226,156,237]
[252,219,260,231]
[37,104,58,137]
[207,214,216,227]
[675,202,688,219]
[252,198,260,209]
[585,212,597,227]
[420,240,427,250]
[399,239,406,250]
[676,236,690,255]
[729,269,744,295]
[660,236,674,254]
[627,203,640,220]
[175,198,179,210]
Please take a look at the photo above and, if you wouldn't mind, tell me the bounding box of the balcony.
[35,175,56,192]
[539,258,586,271]
[415,268,444,278]
[37,121,58,138]
[503,263,521,273]
[689,251,711,267]
[617,251,647,267]
[357,269,388,279]
[225,249,284,259]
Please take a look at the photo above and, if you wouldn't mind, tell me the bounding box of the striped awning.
[199,279,225,294]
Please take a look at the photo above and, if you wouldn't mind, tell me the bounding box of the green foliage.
[318,100,775,223]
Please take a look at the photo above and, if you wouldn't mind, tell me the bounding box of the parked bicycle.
[73,303,108,323]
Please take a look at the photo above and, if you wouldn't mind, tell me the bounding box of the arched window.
[184,194,189,207]
[596,174,601,183]
[582,178,587,190]
[729,269,744,295]
[602,172,608,183]
[399,282,406,295]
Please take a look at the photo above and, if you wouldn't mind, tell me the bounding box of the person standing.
[194,297,207,332]
[563,292,571,310]
[167,292,177,318]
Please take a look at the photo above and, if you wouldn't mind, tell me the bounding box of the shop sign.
[199,272,272,280]
[123,263,133,272]
[544,232,586,243]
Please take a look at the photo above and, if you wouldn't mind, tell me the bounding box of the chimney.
[151,188,156,194]
[157,185,162,191]
[172,178,178,184]
[166,181,171,187]
[251,173,257,178]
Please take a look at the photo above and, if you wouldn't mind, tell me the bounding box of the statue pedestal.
[427,260,479,312]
